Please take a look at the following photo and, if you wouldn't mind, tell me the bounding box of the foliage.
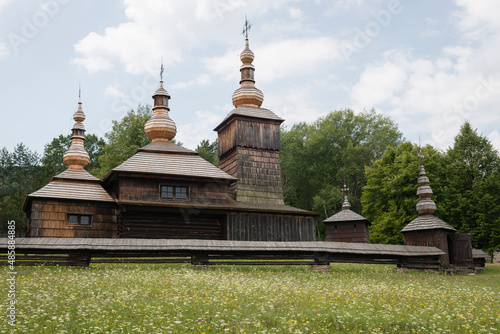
[196,139,219,166]
[96,105,153,178]
[362,142,444,244]
[41,133,105,179]
[439,122,500,252]
[281,109,402,239]
[2,263,499,333]
[0,143,41,233]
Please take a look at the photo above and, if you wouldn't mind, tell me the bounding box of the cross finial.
[160,58,164,82]
[341,181,349,197]
[242,15,252,39]
[78,83,81,102]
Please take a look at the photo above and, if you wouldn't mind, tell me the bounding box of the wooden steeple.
[214,19,285,205]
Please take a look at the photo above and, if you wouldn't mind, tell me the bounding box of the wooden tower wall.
[27,198,117,238]
[218,118,284,204]
[325,222,370,243]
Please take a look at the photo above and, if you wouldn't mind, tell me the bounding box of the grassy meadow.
[1,263,499,333]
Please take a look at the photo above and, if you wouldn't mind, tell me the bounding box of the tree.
[439,121,500,252]
[0,148,13,233]
[362,142,444,244]
[196,139,219,166]
[41,133,105,179]
[281,109,402,240]
[97,105,153,178]
[10,143,41,233]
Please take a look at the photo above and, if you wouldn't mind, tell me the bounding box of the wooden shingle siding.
[27,198,117,238]
[221,147,284,204]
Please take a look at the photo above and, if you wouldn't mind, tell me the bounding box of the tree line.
[1,105,498,253]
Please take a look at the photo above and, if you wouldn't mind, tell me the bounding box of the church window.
[68,214,92,226]
[160,185,189,199]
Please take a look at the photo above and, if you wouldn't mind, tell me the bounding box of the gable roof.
[104,141,237,183]
[28,180,115,203]
[24,169,114,212]
[401,214,456,233]
[324,209,369,223]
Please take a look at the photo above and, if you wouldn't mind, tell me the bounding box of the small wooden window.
[160,185,188,199]
[68,214,92,226]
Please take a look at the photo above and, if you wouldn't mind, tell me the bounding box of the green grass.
[2,263,499,333]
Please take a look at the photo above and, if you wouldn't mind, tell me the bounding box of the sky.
[0,0,499,156]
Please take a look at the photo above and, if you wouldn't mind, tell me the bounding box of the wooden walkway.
[1,238,445,269]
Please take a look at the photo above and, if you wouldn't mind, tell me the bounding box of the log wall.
[227,213,315,241]
[120,209,224,239]
[27,199,117,238]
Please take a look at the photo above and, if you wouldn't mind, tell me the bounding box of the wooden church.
[23,36,318,241]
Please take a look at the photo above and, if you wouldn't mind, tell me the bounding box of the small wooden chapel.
[23,34,318,241]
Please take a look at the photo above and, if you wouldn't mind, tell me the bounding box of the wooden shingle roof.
[214,106,284,131]
[472,248,488,259]
[401,214,456,233]
[137,141,196,155]
[324,209,368,223]
[28,180,114,202]
[115,197,318,216]
[110,151,237,182]
[51,169,100,182]
[2,238,445,257]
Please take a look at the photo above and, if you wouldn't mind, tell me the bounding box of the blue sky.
[1,0,499,156]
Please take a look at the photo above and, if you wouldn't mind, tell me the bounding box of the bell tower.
[214,19,284,204]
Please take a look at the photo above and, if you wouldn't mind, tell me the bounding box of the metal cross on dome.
[242,16,252,39]
[160,58,164,82]
[341,182,349,197]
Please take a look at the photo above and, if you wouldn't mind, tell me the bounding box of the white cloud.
[104,84,125,98]
[72,0,297,75]
[177,110,222,149]
[206,36,344,83]
[0,42,9,59]
[350,48,500,150]
[265,85,328,126]
[488,131,500,152]
[172,73,211,89]
[288,7,304,20]
[0,0,13,11]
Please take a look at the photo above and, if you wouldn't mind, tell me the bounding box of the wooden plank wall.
[218,119,280,157]
[28,199,117,238]
[403,229,451,265]
[453,233,473,268]
[227,213,315,241]
[326,222,370,243]
[121,210,224,240]
[118,177,228,205]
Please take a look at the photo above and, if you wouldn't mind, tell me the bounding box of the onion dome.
[63,101,90,170]
[232,38,264,108]
[144,80,177,142]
